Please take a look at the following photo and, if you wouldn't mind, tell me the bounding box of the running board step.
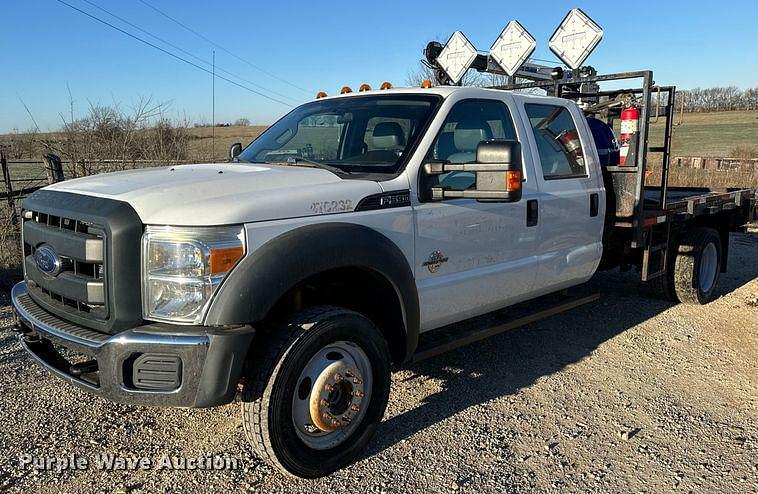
[412,287,600,363]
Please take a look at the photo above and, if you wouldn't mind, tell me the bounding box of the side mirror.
[424,140,523,202]
[228,142,243,161]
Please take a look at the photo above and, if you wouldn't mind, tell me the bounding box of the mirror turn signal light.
[421,80,433,88]
[506,171,522,192]
[359,83,371,92]
[316,91,328,99]
[380,81,393,90]
[340,86,353,94]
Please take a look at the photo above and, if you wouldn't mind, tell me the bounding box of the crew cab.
[10,76,756,477]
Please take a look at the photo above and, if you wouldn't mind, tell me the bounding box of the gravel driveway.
[1,231,756,493]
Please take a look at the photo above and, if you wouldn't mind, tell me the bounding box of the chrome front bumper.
[10,282,254,407]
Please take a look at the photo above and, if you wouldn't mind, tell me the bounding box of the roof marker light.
[359,83,371,92]
[340,86,353,94]
[380,82,393,90]
[316,91,328,99]
[421,80,433,89]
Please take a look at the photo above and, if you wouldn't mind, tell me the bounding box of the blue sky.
[1,0,756,133]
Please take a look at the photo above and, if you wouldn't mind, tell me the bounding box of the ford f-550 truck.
[10,67,756,477]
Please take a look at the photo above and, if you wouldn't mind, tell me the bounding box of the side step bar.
[412,288,600,363]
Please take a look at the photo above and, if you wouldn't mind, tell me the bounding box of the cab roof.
[316,85,557,103]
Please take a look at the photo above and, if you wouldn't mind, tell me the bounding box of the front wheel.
[241,306,391,478]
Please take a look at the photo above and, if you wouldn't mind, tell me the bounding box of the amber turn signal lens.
[380,81,393,90]
[340,86,353,94]
[209,246,244,275]
[316,91,328,99]
[359,83,371,92]
[506,171,522,192]
[421,80,433,88]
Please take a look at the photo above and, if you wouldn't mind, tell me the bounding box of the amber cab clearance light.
[420,80,433,88]
[506,171,522,192]
[315,91,328,99]
[340,86,353,94]
[380,81,393,90]
[359,83,371,92]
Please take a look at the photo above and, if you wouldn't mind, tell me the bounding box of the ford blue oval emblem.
[34,245,62,277]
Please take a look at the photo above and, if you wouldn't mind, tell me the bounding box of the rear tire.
[241,306,391,478]
[673,227,722,304]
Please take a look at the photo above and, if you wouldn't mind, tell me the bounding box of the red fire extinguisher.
[558,129,583,161]
[619,103,639,165]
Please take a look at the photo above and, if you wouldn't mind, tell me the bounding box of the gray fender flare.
[204,222,420,361]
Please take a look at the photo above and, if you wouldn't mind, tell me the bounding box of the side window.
[525,104,587,180]
[427,99,517,191]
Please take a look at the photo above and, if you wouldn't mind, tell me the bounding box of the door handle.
[527,199,538,227]
[590,193,599,217]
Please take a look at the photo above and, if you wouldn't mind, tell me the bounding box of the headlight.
[142,225,245,324]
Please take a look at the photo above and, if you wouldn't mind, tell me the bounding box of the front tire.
[241,306,391,478]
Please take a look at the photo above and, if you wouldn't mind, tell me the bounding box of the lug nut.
[354,390,364,398]
[334,373,343,381]
[351,404,360,412]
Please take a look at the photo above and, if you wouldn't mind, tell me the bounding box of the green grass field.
[647,110,758,157]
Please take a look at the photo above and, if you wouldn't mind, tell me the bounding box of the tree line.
[675,87,758,113]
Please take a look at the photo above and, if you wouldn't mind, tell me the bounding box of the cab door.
[516,99,605,294]
[413,96,541,332]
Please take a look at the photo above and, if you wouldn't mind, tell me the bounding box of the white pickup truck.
[10,76,756,477]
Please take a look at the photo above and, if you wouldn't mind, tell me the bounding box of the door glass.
[427,100,517,191]
[524,104,587,179]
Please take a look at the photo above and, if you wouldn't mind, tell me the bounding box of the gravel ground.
[0,231,756,494]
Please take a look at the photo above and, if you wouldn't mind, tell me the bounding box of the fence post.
[43,153,65,184]
[1,151,18,225]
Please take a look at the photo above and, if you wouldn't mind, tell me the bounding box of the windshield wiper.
[265,157,350,176]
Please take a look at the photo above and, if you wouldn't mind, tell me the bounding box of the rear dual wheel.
[241,306,391,478]
[649,227,722,304]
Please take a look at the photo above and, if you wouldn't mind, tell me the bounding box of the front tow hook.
[70,360,98,377]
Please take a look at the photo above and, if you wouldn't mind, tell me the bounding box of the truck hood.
[45,163,384,225]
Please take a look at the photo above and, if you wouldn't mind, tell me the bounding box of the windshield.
[238,94,441,175]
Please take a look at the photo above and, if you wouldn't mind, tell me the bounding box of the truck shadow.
[365,232,758,459]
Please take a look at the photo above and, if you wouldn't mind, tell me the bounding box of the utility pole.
[212,50,216,160]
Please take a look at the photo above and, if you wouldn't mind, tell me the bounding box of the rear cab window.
[524,103,588,180]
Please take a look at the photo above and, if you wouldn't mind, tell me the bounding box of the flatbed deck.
[642,187,756,224]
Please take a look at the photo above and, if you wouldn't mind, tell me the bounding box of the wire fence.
[0,155,193,269]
